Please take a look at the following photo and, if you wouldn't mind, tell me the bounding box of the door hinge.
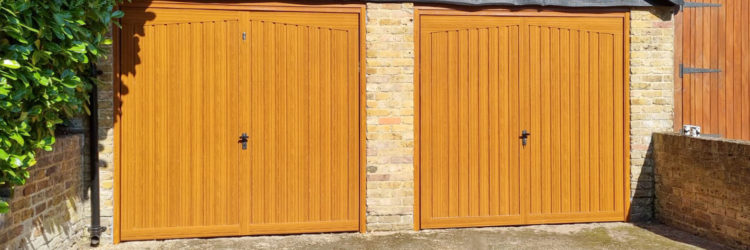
[242,32,246,41]
[683,1,722,8]
[679,64,721,78]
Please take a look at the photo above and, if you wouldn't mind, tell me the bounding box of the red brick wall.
[0,134,85,249]
[654,133,750,249]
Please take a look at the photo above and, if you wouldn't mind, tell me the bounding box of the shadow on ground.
[106,222,727,250]
[633,223,728,250]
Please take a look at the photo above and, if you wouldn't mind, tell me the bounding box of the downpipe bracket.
[88,226,107,246]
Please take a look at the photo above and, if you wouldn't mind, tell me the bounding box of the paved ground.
[105,222,727,250]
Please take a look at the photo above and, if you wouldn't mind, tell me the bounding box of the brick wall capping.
[653,132,750,154]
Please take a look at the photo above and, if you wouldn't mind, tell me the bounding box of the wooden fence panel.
[676,0,750,140]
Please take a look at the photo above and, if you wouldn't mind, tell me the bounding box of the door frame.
[413,5,631,230]
[673,8,682,133]
[113,1,367,243]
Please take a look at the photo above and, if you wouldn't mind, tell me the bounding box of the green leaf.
[0,78,8,96]
[0,201,8,214]
[10,134,23,146]
[111,10,125,18]
[61,79,79,89]
[17,22,39,34]
[28,105,42,115]
[1,7,17,17]
[5,170,17,179]
[31,51,47,65]
[10,156,24,168]
[0,148,8,160]
[53,12,73,25]
[32,72,49,86]
[68,42,87,54]
[1,59,20,69]
[41,136,55,146]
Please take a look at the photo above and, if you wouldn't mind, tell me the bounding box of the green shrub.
[0,0,122,212]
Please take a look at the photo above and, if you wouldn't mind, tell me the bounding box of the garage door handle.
[238,133,249,150]
[520,130,531,146]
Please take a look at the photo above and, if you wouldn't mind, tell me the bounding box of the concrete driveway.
[105,222,727,250]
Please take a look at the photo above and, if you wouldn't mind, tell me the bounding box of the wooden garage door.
[118,8,244,240]
[524,17,626,224]
[419,16,523,228]
[117,6,361,241]
[245,11,361,234]
[418,13,628,228]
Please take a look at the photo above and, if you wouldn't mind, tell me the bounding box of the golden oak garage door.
[417,12,628,229]
[117,5,362,241]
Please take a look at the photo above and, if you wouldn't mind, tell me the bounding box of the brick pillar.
[628,7,675,221]
[365,3,416,231]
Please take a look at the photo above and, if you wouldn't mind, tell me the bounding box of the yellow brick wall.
[628,7,675,221]
[364,3,416,231]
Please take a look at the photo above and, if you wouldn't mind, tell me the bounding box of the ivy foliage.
[0,0,122,212]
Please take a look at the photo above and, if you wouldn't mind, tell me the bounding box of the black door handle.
[238,133,249,150]
[520,130,531,146]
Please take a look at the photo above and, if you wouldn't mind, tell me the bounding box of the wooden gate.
[116,3,364,242]
[675,0,750,140]
[416,9,629,229]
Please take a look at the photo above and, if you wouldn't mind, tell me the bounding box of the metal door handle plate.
[239,133,249,150]
[520,130,531,146]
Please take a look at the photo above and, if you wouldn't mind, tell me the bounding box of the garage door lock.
[238,133,249,150]
[520,130,531,146]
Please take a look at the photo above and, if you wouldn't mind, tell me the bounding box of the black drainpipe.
[88,63,105,247]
